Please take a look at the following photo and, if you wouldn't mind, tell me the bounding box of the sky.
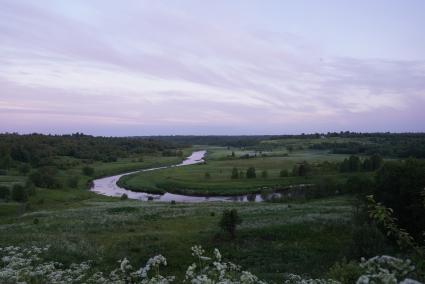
[1,0,425,135]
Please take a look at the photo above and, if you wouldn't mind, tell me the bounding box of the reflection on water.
[91,150,300,203]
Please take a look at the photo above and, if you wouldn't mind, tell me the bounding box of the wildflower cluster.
[357,255,419,284]
[185,246,265,284]
[0,245,423,283]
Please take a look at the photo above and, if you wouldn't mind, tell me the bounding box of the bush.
[204,172,211,179]
[66,176,80,188]
[327,259,363,284]
[344,175,374,196]
[374,159,425,243]
[18,164,31,175]
[261,170,268,178]
[11,184,28,202]
[0,186,10,200]
[120,193,128,200]
[348,224,390,259]
[29,167,62,189]
[246,167,256,179]
[279,169,288,177]
[219,209,242,238]
[231,167,239,179]
[25,181,36,196]
[82,166,95,176]
[293,161,311,176]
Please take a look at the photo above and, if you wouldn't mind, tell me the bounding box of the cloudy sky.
[1,0,424,135]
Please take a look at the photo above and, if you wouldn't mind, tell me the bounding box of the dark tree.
[11,184,28,202]
[246,167,256,179]
[374,159,425,243]
[82,166,95,176]
[29,167,62,189]
[0,186,10,200]
[231,167,239,179]
[348,155,361,172]
[370,154,383,170]
[279,169,288,177]
[219,209,242,238]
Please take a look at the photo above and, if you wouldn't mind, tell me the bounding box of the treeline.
[310,137,425,158]
[270,131,425,140]
[143,135,268,148]
[0,133,176,168]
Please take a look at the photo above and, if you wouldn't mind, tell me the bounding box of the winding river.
[91,150,283,202]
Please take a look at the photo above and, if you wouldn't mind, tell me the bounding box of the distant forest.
[1,132,425,171]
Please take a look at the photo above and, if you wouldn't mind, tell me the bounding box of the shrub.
[279,169,288,177]
[82,166,95,176]
[348,224,390,259]
[327,259,363,284]
[261,170,268,178]
[29,167,62,189]
[374,159,425,243]
[231,167,239,179]
[18,164,31,175]
[204,172,211,179]
[120,193,128,200]
[11,184,28,202]
[246,167,256,179]
[66,176,80,188]
[0,186,10,200]
[219,209,242,238]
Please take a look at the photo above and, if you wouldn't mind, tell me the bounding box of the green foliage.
[219,209,242,238]
[11,184,28,202]
[279,169,288,177]
[261,170,268,178]
[246,167,256,179]
[327,259,363,284]
[367,195,425,255]
[66,176,80,188]
[82,166,95,176]
[231,167,239,179]
[0,186,10,200]
[18,164,31,175]
[29,167,62,189]
[348,224,390,259]
[292,161,311,176]
[374,159,425,243]
[344,175,374,197]
[0,133,174,167]
[204,172,211,179]
[120,193,128,200]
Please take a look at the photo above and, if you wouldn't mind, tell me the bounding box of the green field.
[0,195,355,282]
[118,146,355,195]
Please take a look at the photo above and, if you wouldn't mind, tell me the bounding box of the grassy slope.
[118,147,353,195]
[0,151,191,214]
[0,196,354,282]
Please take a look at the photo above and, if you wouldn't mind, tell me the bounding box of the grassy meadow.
[118,146,360,195]
[0,195,355,282]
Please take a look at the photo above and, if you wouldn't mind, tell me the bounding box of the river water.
[90,150,285,202]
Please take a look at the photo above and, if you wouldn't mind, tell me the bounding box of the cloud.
[0,0,424,134]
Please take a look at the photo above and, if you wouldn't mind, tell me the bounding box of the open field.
[0,196,355,282]
[118,146,360,195]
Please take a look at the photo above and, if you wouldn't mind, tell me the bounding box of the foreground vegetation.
[1,133,425,283]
